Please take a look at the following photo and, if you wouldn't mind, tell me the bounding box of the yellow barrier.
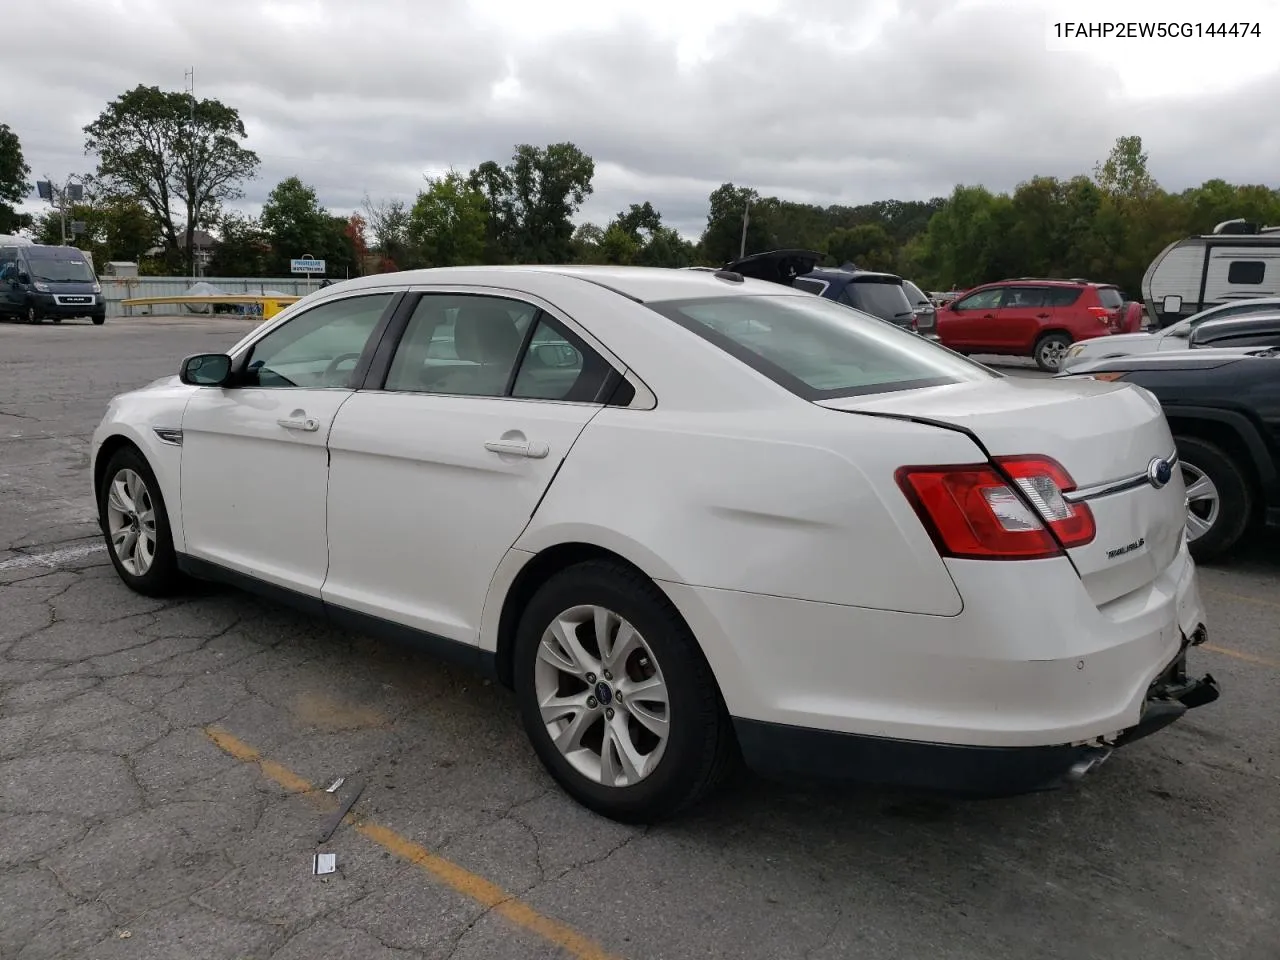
[120,294,300,320]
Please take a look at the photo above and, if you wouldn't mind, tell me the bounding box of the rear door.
[994,285,1052,352]
[321,290,615,644]
[937,287,1005,350]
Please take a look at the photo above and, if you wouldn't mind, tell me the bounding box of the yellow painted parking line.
[205,726,623,960]
[1202,643,1280,669]
[1204,587,1280,612]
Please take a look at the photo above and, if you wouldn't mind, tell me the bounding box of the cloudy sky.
[4,0,1279,238]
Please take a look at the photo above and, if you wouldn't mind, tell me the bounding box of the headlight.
[33,280,50,293]
[92,282,102,294]
[1066,344,1085,358]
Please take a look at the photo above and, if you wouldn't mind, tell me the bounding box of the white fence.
[101,276,327,317]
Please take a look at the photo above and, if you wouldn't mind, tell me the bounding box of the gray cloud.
[3,0,1277,240]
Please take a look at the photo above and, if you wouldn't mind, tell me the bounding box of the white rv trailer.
[1142,219,1280,328]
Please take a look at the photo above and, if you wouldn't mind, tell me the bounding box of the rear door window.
[1000,287,1047,308]
[1043,287,1084,307]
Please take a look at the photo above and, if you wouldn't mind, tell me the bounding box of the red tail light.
[1087,306,1112,325]
[896,456,1095,560]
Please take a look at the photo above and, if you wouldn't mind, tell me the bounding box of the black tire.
[97,445,184,596]
[51,317,61,324]
[1175,435,1253,563]
[92,313,106,326]
[26,305,39,324]
[1033,332,1072,372]
[514,560,738,823]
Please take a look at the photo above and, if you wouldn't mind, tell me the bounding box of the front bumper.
[735,627,1219,797]
[30,292,103,318]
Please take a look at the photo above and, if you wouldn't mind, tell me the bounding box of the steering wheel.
[323,352,363,385]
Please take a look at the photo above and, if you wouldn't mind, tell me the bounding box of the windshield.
[645,294,998,400]
[848,280,915,321]
[30,258,94,283]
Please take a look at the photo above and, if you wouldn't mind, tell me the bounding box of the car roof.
[1191,297,1280,318]
[1195,312,1280,332]
[990,278,1114,288]
[807,266,903,283]
[324,264,812,304]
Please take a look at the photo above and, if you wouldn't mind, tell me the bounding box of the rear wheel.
[514,560,737,823]
[1175,435,1253,562]
[1033,333,1072,372]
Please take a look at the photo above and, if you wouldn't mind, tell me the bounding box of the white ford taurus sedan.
[91,266,1220,821]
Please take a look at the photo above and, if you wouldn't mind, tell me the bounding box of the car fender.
[91,388,195,552]
[1162,404,1278,490]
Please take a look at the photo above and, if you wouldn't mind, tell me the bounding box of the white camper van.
[1142,219,1280,328]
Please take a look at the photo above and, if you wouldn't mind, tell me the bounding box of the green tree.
[698,183,772,264]
[1094,134,1158,200]
[505,142,595,262]
[84,85,258,272]
[260,176,330,274]
[208,212,269,277]
[362,195,413,271]
[826,223,895,271]
[408,169,488,267]
[0,123,31,233]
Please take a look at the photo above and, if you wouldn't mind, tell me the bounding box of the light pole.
[35,176,84,245]
[739,196,751,259]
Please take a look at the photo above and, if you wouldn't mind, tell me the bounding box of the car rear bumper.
[732,628,1218,796]
[661,538,1212,790]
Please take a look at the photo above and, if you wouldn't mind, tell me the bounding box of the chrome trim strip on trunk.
[1064,450,1179,503]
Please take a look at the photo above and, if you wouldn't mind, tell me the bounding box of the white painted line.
[0,542,106,571]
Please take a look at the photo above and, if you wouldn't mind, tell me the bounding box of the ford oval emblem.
[1147,457,1174,489]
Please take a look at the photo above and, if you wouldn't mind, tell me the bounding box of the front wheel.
[25,305,39,324]
[1176,436,1253,562]
[98,446,184,596]
[514,561,737,823]
[92,313,106,326]
[1033,333,1072,372]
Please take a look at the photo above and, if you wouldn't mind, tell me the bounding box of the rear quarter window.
[645,294,998,401]
[1095,287,1124,308]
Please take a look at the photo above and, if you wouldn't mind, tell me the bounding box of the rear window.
[843,280,914,322]
[1095,286,1124,308]
[1228,261,1266,285]
[902,280,930,307]
[645,294,998,400]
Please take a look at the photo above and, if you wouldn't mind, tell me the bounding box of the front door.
[938,287,1004,351]
[322,291,616,643]
[179,291,397,596]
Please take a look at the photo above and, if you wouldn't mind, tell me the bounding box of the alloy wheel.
[105,468,158,576]
[1039,339,1067,371]
[533,604,670,788]
[1181,463,1220,543]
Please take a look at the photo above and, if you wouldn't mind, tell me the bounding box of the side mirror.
[179,353,234,386]
[1161,294,1182,314]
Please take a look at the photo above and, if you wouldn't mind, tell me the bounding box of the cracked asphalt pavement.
[1,315,1278,960]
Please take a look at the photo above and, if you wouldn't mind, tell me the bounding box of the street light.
[35,177,84,245]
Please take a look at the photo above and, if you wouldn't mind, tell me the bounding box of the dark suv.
[723,249,919,332]
[934,278,1125,371]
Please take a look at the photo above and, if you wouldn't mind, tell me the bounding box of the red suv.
[934,279,1125,371]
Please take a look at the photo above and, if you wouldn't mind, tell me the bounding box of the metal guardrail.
[120,294,299,320]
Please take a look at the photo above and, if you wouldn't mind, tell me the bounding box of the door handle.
[983,313,995,319]
[1036,312,1050,319]
[277,416,320,432]
[485,439,550,459]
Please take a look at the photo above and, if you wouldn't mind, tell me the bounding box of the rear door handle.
[1036,312,1051,319]
[485,439,550,459]
[277,416,320,432]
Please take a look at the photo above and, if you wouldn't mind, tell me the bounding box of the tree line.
[3,87,1279,299]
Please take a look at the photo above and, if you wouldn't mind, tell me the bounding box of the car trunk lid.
[818,377,1187,607]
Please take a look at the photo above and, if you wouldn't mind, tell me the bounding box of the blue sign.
[291,257,326,275]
